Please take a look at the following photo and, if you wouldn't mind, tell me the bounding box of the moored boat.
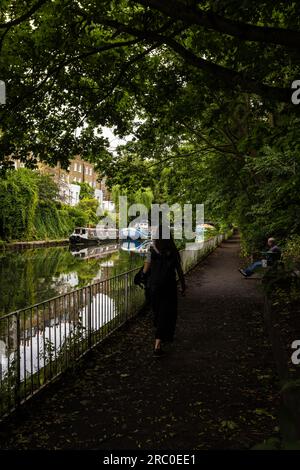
[120,239,152,254]
[69,227,118,245]
[119,223,151,254]
[119,226,150,240]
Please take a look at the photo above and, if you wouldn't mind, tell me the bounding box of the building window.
[90,168,93,176]
[74,163,77,171]
[78,164,81,172]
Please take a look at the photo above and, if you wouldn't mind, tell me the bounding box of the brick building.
[14,156,111,207]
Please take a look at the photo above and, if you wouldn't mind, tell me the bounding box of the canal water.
[0,243,146,401]
[0,244,143,316]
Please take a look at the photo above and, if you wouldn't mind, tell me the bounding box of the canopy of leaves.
[0,1,300,248]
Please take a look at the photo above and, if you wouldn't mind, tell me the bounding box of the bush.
[65,205,89,228]
[0,169,93,241]
[0,169,38,240]
[77,198,99,225]
[283,235,300,269]
[75,182,95,200]
[33,202,74,240]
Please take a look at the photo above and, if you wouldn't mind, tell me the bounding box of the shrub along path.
[0,234,279,449]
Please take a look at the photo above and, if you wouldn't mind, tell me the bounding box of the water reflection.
[0,244,143,316]
[0,244,145,409]
[0,270,145,411]
[69,244,118,259]
[0,289,117,381]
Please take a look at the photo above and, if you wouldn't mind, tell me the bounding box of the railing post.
[125,273,129,319]
[15,313,21,408]
[87,285,92,349]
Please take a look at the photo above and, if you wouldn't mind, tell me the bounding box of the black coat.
[148,247,180,342]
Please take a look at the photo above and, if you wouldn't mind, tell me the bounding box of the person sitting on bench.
[239,237,281,278]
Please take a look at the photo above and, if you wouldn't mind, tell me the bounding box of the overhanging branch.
[136,0,300,49]
[0,0,49,29]
[99,19,291,102]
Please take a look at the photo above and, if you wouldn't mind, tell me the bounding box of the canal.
[0,244,143,316]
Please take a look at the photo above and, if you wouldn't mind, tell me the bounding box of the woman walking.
[143,230,186,357]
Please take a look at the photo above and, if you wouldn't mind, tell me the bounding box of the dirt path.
[0,234,279,449]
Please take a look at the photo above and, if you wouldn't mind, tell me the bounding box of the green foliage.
[0,169,38,240]
[100,90,300,254]
[37,173,60,203]
[0,169,98,241]
[75,182,95,200]
[33,202,73,240]
[0,0,299,253]
[66,205,89,228]
[77,197,99,225]
[262,234,300,310]
[283,235,300,268]
[111,184,154,216]
[1,0,299,173]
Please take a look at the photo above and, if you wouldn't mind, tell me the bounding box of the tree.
[1,1,299,249]
[75,181,95,200]
[1,0,299,171]
[77,197,99,225]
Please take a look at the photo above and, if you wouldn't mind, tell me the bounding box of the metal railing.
[0,232,229,419]
[180,233,227,274]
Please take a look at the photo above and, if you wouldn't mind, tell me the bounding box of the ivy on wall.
[0,169,98,241]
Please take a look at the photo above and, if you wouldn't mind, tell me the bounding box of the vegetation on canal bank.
[0,169,99,243]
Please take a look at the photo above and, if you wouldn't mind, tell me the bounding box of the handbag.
[134,266,147,288]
